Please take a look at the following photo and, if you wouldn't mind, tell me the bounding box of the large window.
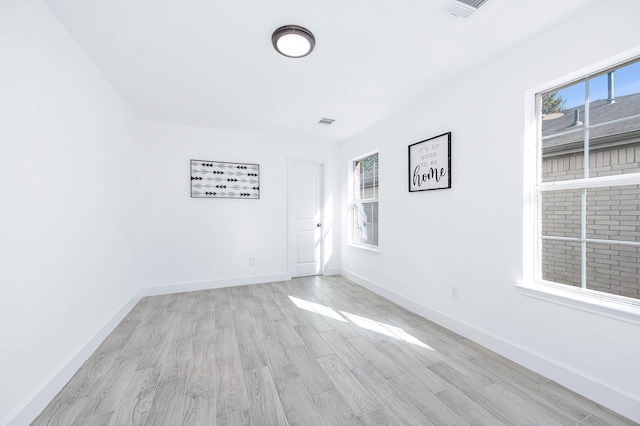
[351,153,379,248]
[534,57,640,303]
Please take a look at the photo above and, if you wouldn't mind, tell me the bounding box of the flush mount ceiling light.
[272,25,315,58]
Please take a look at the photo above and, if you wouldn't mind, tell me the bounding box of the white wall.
[0,1,138,424]
[132,120,340,294]
[339,0,640,421]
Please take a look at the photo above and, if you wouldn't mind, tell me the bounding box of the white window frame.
[519,50,640,324]
[348,151,380,252]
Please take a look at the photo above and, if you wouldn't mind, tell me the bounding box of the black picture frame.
[408,132,451,192]
[190,159,260,199]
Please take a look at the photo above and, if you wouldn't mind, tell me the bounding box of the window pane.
[541,148,585,183]
[361,154,378,200]
[587,242,640,300]
[588,143,640,178]
[587,185,640,242]
[541,189,582,238]
[353,201,378,246]
[354,153,379,201]
[589,61,640,127]
[541,104,585,139]
[373,159,378,199]
[362,201,378,246]
[587,62,640,178]
[354,160,362,200]
[541,239,582,287]
[353,204,363,244]
[541,81,585,133]
[541,81,586,183]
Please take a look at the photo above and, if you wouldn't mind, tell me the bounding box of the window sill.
[516,281,640,325]
[347,243,380,254]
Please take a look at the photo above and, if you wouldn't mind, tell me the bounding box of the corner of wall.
[323,267,341,276]
[3,290,143,426]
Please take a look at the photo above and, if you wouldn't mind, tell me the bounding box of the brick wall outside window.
[541,143,640,299]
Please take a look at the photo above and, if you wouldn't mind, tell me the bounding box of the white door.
[290,161,323,277]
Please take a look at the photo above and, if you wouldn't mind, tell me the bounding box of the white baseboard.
[340,268,640,424]
[4,290,143,426]
[141,272,291,297]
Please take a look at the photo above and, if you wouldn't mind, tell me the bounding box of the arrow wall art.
[190,160,260,199]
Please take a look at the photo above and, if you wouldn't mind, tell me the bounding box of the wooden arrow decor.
[190,159,260,199]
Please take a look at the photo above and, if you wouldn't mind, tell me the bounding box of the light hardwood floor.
[33,276,636,425]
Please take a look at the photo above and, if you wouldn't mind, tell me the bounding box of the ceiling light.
[272,25,315,58]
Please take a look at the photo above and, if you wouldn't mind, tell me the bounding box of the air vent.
[446,0,488,18]
[458,0,488,7]
[317,118,335,125]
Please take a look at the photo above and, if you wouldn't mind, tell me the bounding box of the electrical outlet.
[451,286,459,301]
[249,257,255,266]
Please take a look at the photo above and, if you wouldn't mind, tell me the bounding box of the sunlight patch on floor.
[287,295,433,350]
[288,295,347,322]
[340,311,434,350]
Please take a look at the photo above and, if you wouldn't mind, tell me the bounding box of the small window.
[534,57,640,302]
[351,153,379,248]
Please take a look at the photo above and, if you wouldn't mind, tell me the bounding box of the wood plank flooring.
[33,276,636,425]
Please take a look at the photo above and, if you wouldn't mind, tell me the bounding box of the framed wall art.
[408,132,451,192]
[190,159,260,199]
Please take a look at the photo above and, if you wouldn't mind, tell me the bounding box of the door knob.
[316,223,322,228]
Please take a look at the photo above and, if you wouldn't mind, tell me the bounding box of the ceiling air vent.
[446,0,489,18]
[317,118,336,125]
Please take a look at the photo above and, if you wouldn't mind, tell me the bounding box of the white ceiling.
[44,0,599,144]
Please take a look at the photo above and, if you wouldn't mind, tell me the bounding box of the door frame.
[288,158,325,278]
